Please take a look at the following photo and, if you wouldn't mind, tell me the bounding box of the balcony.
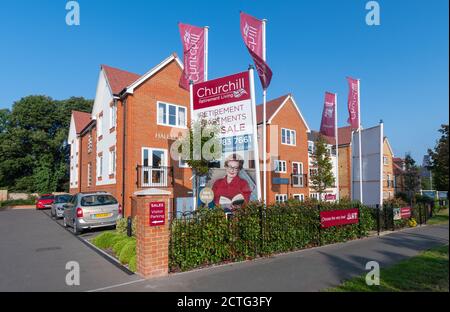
[291,174,308,187]
[137,166,173,188]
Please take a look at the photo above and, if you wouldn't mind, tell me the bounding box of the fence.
[169,201,374,272]
[367,203,430,235]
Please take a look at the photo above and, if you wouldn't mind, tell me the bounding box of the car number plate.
[95,213,112,219]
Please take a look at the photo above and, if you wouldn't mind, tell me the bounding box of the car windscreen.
[55,195,72,203]
[40,195,54,200]
[81,195,118,207]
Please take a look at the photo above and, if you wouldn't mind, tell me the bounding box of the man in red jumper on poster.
[212,153,251,211]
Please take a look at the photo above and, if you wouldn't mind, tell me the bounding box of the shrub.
[92,231,118,249]
[408,218,417,227]
[112,236,134,254]
[115,217,137,236]
[169,200,376,272]
[118,239,136,264]
[128,255,137,272]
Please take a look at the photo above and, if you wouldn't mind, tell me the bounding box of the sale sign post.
[190,68,261,207]
[149,202,165,227]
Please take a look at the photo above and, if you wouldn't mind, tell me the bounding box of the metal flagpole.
[204,26,209,81]
[357,79,363,203]
[335,93,340,202]
[262,19,267,204]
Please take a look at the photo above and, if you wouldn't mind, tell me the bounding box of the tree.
[310,135,335,201]
[0,95,93,192]
[403,154,421,204]
[428,124,449,192]
[174,119,220,207]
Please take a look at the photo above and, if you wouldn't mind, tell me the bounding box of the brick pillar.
[133,189,171,279]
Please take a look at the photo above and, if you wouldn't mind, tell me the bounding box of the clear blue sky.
[0,0,448,162]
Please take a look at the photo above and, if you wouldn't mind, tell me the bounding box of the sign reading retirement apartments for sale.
[191,70,261,202]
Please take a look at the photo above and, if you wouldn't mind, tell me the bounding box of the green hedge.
[92,231,136,271]
[169,199,375,272]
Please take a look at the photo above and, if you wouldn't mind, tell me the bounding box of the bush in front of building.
[92,231,137,272]
[169,200,375,272]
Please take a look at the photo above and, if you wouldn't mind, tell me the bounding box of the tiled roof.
[256,94,290,124]
[72,111,91,134]
[337,126,353,146]
[308,131,336,145]
[102,65,141,95]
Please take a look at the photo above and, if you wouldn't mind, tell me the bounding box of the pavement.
[0,208,448,292]
[0,209,140,292]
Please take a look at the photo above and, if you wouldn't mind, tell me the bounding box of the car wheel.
[73,220,81,235]
[63,217,68,228]
[51,210,55,218]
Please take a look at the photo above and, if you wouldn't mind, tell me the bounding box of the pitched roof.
[256,94,290,124]
[308,131,336,145]
[72,111,92,134]
[101,64,141,95]
[337,126,353,146]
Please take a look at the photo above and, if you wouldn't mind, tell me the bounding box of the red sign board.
[325,194,336,201]
[149,202,165,227]
[320,208,359,228]
[193,71,250,110]
[400,207,411,219]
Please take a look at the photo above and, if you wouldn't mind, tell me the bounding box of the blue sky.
[0,0,448,162]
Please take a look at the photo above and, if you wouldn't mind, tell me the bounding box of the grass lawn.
[329,245,449,292]
[427,208,449,225]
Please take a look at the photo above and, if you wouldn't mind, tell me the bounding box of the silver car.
[63,192,122,235]
[51,194,72,219]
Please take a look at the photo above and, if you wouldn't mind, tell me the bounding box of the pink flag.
[240,12,272,89]
[320,92,336,138]
[347,77,360,130]
[179,23,206,90]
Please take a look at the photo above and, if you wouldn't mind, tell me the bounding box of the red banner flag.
[179,23,206,90]
[320,92,336,138]
[240,12,272,89]
[346,77,360,130]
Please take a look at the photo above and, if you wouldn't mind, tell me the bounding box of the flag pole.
[335,93,340,202]
[357,79,363,203]
[262,18,267,204]
[204,26,209,81]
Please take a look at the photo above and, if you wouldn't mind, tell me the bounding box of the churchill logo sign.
[320,208,359,228]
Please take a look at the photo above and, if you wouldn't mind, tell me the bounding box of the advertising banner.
[346,77,359,130]
[179,23,206,90]
[320,208,359,228]
[393,207,412,220]
[192,70,261,209]
[320,92,336,138]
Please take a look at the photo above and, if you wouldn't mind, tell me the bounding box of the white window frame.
[274,160,287,173]
[97,114,103,138]
[157,101,187,128]
[109,149,116,175]
[97,156,103,178]
[110,101,117,129]
[293,194,305,201]
[292,162,304,187]
[383,156,388,165]
[141,147,168,187]
[281,128,296,146]
[308,141,315,154]
[275,194,288,203]
[310,193,319,200]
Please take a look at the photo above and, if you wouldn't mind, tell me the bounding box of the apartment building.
[393,157,406,195]
[69,53,193,217]
[336,126,353,199]
[256,94,311,203]
[383,137,395,200]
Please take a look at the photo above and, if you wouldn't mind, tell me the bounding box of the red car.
[36,194,55,210]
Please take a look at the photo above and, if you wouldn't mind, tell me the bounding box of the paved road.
[0,208,448,292]
[103,223,449,292]
[0,209,140,292]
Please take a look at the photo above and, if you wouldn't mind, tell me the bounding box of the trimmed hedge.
[92,231,136,272]
[169,199,375,272]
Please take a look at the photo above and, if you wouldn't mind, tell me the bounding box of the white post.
[204,26,209,81]
[335,93,340,202]
[357,79,363,203]
[249,67,262,201]
[262,19,267,204]
[189,82,197,211]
